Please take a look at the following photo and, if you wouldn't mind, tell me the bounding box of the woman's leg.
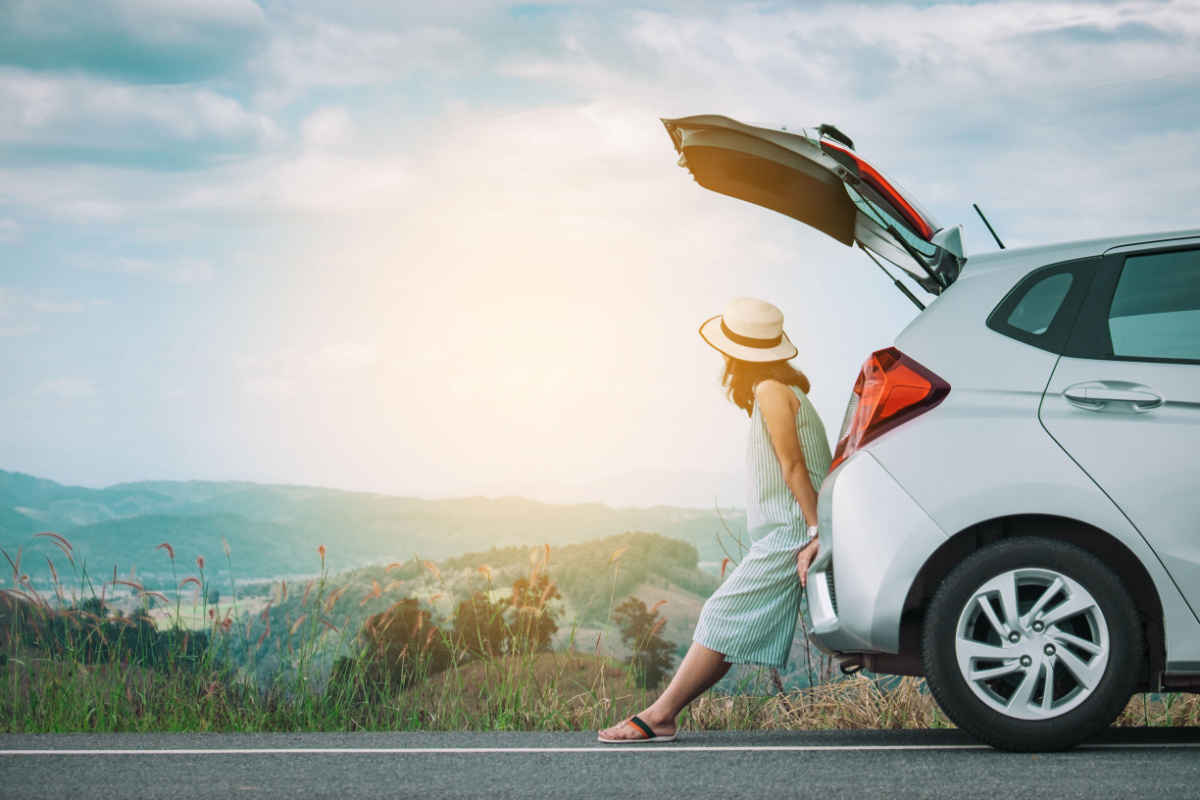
[599,642,732,739]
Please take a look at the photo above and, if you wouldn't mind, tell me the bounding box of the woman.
[599,296,832,743]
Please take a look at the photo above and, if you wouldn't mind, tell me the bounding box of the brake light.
[820,139,936,240]
[830,348,950,470]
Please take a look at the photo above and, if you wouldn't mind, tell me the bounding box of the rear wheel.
[923,537,1140,752]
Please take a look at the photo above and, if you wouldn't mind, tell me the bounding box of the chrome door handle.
[1063,383,1164,411]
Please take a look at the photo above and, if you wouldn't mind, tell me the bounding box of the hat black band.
[721,319,783,349]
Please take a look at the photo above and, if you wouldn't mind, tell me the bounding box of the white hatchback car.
[664,115,1200,751]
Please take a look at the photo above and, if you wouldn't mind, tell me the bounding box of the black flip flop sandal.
[597,714,678,744]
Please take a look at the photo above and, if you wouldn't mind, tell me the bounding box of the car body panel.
[810,451,948,653]
[1043,355,1200,631]
[1041,242,1200,624]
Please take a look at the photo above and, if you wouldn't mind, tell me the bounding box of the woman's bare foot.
[598,708,677,741]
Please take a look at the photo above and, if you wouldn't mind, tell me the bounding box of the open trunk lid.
[662,114,964,294]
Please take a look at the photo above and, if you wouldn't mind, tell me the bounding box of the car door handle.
[1063,383,1165,411]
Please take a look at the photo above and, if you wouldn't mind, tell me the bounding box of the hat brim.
[699,315,798,362]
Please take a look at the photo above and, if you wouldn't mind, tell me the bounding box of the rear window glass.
[1108,250,1200,361]
[1006,273,1073,334]
[986,259,1096,355]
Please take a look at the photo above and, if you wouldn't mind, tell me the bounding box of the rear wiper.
[859,244,925,311]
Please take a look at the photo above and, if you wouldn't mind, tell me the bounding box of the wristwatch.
[806,524,818,543]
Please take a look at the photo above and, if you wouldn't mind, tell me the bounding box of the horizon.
[3,0,1199,497]
[0,464,749,511]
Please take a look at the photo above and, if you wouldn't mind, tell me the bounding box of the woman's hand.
[796,538,820,586]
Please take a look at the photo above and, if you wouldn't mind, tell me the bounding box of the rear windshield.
[844,183,938,259]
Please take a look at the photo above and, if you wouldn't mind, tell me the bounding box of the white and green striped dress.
[692,384,833,668]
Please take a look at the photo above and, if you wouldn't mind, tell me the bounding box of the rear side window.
[1006,273,1073,334]
[1108,250,1200,361]
[987,259,1098,354]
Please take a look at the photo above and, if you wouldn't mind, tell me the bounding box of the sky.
[2,0,1199,503]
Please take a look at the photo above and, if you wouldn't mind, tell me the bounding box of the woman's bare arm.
[756,379,821,585]
[756,380,818,526]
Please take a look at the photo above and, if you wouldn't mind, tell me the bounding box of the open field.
[2,527,1198,736]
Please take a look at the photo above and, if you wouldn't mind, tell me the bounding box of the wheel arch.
[895,514,1165,687]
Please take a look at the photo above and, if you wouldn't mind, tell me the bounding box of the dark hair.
[722,357,811,416]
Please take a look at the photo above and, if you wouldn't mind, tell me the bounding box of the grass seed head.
[35,533,74,563]
[606,547,627,568]
[155,542,175,560]
[34,531,73,551]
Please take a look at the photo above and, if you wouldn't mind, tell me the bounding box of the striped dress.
[691,384,833,668]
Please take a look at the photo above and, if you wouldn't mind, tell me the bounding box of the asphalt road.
[2,728,1198,800]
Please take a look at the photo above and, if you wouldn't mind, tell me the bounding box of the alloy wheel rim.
[954,567,1109,721]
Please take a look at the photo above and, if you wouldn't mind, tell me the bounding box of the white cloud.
[300,106,355,149]
[32,377,100,400]
[178,149,414,216]
[0,69,283,168]
[253,15,478,103]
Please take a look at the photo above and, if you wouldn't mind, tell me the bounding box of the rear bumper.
[807,451,949,654]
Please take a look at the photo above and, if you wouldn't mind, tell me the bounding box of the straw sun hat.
[700,297,798,362]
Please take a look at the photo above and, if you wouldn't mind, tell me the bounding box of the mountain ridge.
[0,469,747,582]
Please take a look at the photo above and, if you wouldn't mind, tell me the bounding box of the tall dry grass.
[2,531,1198,734]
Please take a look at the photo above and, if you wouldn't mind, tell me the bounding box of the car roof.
[963,228,1200,276]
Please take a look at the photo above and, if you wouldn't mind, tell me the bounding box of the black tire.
[923,537,1141,752]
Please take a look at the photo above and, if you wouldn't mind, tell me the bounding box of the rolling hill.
[0,470,747,585]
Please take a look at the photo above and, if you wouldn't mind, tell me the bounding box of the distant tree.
[453,592,509,658]
[77,597,107,617]
[614,597,676,688]
[361,598,452,686]
[508,572,562,654]
[207,588,220,605]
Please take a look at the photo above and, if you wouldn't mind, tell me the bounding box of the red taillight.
[830,348,950,471]
[820,139,936,240]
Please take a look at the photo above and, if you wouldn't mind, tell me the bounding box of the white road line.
[1,743,1197,756]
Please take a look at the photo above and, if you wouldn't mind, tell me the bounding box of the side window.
[1108,249,1200,361]
[987,259,1098,354]
[1006,272,1073,334]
